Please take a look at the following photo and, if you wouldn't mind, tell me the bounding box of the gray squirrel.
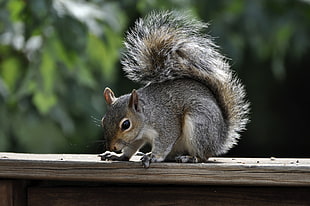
[100,11,250,168]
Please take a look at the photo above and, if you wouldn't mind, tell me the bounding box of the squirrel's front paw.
[98,151,129,161]
[141,154,159,168]
[141,154,151,168]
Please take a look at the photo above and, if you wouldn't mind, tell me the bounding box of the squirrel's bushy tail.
[122,11,250,153]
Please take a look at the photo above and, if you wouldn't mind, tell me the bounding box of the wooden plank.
[28,186,310,206]
[0,152,310,186]
[0,180,27,206]
[0,181,12,206]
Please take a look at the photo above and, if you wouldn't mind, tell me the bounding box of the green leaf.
[54,15,87,53]
[0,57,21,92]
[274,23,293,54]
[33,91,57,114]
[76,63,97,89]
[87,33,117,81]
[87,26,123,82]
[41,46,55,91]
[51,36,75,69]
[32,44,58,114]
[7,0,25,22]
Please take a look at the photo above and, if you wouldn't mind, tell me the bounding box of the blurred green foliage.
[0,0,310,156]
[0,0,125,153]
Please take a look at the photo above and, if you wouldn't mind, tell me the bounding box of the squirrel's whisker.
[90,116,102,127]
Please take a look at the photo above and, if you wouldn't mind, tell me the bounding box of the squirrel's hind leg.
[141,124,182,168]
[187,104,226,161]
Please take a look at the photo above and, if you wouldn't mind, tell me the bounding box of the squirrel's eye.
[120,119,131,131]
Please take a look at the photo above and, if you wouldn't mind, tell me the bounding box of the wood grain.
[0,153,310,186]
[28,186,310,206]
[0,181,12,206]
[0,180,27,206]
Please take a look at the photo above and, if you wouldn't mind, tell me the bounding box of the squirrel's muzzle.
[109,138,125,152]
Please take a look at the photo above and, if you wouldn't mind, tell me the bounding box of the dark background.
[0,0,309,158]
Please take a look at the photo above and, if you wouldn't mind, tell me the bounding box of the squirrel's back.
[122,11,250,153]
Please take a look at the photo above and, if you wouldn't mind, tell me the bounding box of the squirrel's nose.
[109,145,117,152]
[110,145,122,154]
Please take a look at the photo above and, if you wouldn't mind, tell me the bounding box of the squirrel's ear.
[103,87,116,105]
[128,89,140,112]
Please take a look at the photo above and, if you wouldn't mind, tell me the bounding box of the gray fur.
[122,11,250,153]
[101,11,250,167]
[138,79,227,158]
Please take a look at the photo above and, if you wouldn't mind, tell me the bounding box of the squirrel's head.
[101,87,144,152]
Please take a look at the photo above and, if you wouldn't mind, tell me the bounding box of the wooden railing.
[1,152,310,205]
